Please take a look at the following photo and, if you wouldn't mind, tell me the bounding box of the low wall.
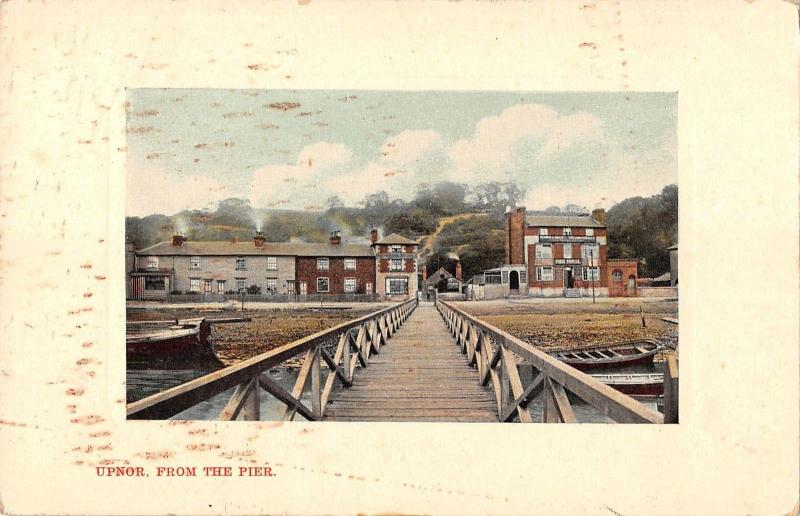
[437,293,466,301]
[637,286,678,298]
[152,293,382,303]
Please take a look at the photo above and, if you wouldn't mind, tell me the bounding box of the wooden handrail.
[436,299,664,424]
[127,298,418,420]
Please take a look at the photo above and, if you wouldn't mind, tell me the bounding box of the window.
[536,266,554,282]
[563,244,572,259]
[265,278,277,292]
[581,244,600,261]
[317,277,329,292]
[563,227,572,236]
[586,228,594,237]
[386,277,408,294]
[365,282,373,293]
[190,256,201,269]
[299,282,307,295]
[582,267,600,281]
[535,244,553,259]
[203,279,213,293]
[266,256,277,271]
[390,259,403,271]
[485,273,502,284]
[236,256,246,270]
[612,270,623,281]
[147,256,159,270]
[539,228,548,236]
[344,278,357,293]
[217,280,226,293]
[144,276,165,290]
[519,271,527,284]
[502,271,509,284]
[236,278,246,293]
[344,258,356,270]
[189,278,200,292]
[286,280,295,294]
[317,258,329,270]
[390,245,402,253]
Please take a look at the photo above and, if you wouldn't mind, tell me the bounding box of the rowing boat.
[590,372,664,396]
[548,339,664,371]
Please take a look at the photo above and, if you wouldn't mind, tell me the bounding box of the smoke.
[250,208,267,232]
[173,216,188,235]
[447,252,460,261]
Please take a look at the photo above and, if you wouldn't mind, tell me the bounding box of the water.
[127,363,660,422]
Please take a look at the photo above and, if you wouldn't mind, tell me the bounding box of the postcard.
[0,1,797,515]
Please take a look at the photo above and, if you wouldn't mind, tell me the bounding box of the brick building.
[372,230,419,300]
[504,207,638,297]
[129,229,415,301]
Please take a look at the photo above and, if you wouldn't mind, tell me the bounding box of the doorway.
[627,275,636,296]
[563,268,574,288]
[509,270,519,290]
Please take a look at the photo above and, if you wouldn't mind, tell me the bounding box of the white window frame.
[344,258,356,270]
[536,244,553,259]
[343,277,357,293]
[217,280,226,293]
[317,258,329,270]
[317,277,330,293]
[386,277,408,294]
[582,267,600,281]
[365,281,373,293]
[581,243,600,261]
[390,259,403,271]
[586,228,594,237]
[299,281,307,295]
[147,256,159,270]
[563,227,572,236]
[536,266,554,282]
[563,244,572,259]
[203,279,213,293]
[265,278,278,292]
[266,256,277,271]
[390,245,402,253]
[189,278,201,292]
[236,278,246,293]
[539,228,548,236]
[190,256,201,269]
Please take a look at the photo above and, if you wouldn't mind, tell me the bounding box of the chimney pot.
[172,233,186,246]
[254,231,266,247]
[455,261,462,281]
[591,208,607,225]
[329,230,341,245]
[370,227,379,244]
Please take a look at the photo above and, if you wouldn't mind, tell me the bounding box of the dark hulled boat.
[126,319,213,360]
[548,339,664,371]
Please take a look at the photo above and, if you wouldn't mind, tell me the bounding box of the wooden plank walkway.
[323,304,498,422]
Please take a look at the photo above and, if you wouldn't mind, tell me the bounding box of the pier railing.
[127,299,418,420]
[436,300,666,424]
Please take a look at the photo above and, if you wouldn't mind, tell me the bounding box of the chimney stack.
[329,230,341,245]
[172,233,186,247]
[591,208,607,225]
[422,264,428,281]
[254,231,266,247]
[370,227,379,244]
[455,261,462,281]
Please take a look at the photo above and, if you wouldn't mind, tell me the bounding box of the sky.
[125,89,677,217]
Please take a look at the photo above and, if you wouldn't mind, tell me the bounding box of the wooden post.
[241,376,260,421]
[640,305,647,328]
[543,375,559,423]
[311,344,321,419]
[663,355,679,423]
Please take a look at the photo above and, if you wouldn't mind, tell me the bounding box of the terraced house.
[127,229,416,301]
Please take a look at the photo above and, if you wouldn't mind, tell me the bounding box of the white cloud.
[249,141,354,209]
[126,164,232,216]
[447,104,605,183]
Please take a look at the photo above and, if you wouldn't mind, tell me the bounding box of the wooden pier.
[323,304,498,422]
[127,298,673,424]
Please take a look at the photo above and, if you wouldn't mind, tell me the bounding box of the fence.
[127,299,418,420]
[436,299,669,423]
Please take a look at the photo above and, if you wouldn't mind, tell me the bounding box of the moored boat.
[126,320,213,359]
[548,339,664,371]
[590,372,664,396]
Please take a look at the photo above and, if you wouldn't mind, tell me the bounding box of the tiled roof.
[525,213,605,228]
[375,233,417,245]
[136,240,375,257]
